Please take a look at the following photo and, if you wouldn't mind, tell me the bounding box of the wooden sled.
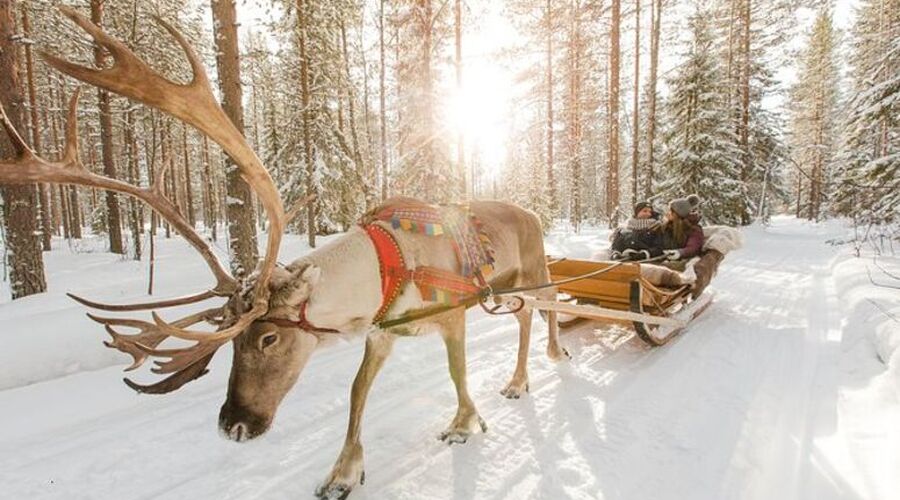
[522,258,712,346]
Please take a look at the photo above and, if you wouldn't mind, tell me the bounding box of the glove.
[664,249,681,261]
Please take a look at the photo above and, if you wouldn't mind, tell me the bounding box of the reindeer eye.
[260,332,279,350]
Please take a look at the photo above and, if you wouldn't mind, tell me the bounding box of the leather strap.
[265,302,339,333]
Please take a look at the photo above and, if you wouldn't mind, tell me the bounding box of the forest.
[2,3,899,499]
[0,0,897,301]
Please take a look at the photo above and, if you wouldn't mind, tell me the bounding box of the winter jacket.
[662,225,704,259]
[610,218,664,256]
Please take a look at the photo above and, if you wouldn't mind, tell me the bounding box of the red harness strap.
[363,224,410,322]
[267,225,410,332]
[267,302,339,333]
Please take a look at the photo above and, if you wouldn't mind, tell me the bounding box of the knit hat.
[669,194,701,218]
[633,201,653,217]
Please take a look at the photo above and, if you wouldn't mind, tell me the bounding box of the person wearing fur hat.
[660,194,704,261]
[609,201,664,261]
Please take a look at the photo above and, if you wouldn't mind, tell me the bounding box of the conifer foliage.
[832,0,900,225]
[660,12,744,225]
[790,8,839,222]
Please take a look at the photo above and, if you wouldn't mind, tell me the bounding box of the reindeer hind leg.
[500,304,533,399]
[535,285,569,361]
[516,256,570,362]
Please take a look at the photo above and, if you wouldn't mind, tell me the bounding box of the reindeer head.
[0,7,315,436]
[218,264,324,441]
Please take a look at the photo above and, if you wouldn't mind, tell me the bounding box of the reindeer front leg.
[438,311,487,444]
[316,331,395,500]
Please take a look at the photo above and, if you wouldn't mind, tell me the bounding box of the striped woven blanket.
[365,200,495,304]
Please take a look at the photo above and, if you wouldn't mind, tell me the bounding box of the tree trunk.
[739,0,751,225]
[394,23,403,182]
[146,112,159,238]
[46,80,66,237]
[631,0,640,204]
[90,0,124,254]
[421,0,438,199]
[21,6,52,250]
[567,0,582,231]
[124,110,142,260]
[211,0,259,274]
[546,0,557,212]
[455,0,466,198]
[608,0,621,221]
[56,79,82,238]
[297,0,316,247]
[645,0,661,198]
[161,119,173,238]
[359,27,374,190]
[202,135,216,240]
[379,0,388,201]
[181,124,196,227]
[0,0,46,298]
[340,20,368,208]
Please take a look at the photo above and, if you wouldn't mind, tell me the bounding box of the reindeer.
[0,8,566,499]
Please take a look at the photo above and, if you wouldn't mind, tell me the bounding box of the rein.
[376,256,667,330]
[268,222,667,333]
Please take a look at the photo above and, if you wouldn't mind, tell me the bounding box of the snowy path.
[0,218,897,500]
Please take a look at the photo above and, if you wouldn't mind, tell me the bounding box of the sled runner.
[521,258,712,346]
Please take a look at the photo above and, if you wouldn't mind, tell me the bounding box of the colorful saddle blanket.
[364,200,495,305]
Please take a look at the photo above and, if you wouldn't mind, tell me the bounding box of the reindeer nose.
[219,401,271,442]
[229,422,249,442]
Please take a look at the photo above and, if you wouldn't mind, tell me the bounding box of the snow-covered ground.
[0,216,897,500]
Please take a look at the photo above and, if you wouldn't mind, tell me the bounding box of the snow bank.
[831,250,900,394]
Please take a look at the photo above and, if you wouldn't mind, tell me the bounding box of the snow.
[1,217,898,499]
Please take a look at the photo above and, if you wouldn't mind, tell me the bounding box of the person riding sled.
[659,194,704,262]
[610,201,664,261]
[660,194,728,298]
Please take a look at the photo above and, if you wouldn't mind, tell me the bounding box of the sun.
[444,58,514,185]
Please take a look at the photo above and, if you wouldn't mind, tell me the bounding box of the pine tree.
[789,7,839,222]
[714,0,798,224]
[607,0,621,222]
[0,0,46,299]
[211,0,259,273]
[393,0,456,203]
[832,0,900,224]
[643,0,662,198]
[660,11,744,225]
[90,0,125,254]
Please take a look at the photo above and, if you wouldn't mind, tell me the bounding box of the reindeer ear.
[300,264,322,286]
[267,267,295,291]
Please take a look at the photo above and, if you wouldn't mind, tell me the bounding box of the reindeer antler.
[0,7,298,393]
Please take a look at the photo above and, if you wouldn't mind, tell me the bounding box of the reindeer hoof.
[316,458,363,500]
[548,346,571,361]
[315,482,353,500]
[439,415,487,444]
[439,430,469,444]
[500,380,529,399]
